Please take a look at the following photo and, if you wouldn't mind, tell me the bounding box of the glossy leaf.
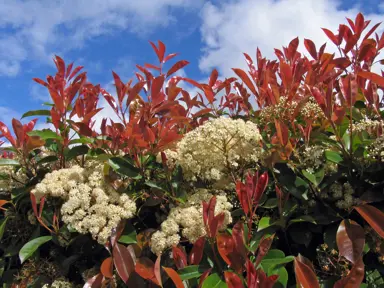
[0,217,8,240]
[135,257,158,285]
[19,236,52,264]
[83,273,104,288]
[336,220,365,264]
[294,255,320,288]
[358,71,384,87]
[172,246,187,269]
[113,243,135,283]
[163,267,184,288]
[202,273,227,288]
[21,110,51,119]
[108,157,141,178]
[0,159,20,166]
[224,271,244,288]
[354,204,384,239]
[100,257,113,279]
[27,130,62,141]
[189,237,206,265]
[167,60,189,77]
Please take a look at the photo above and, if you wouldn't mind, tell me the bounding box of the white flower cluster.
[367,135,384,161]
[299,145,337,174]
[176,117,262,181]
[301,97,325,119]
[42,279,73,288]
[0,165,27,191]
[31,161,136,244]
[260,96,324,125]
[353,119,383,134]
[150,189,232,255]
[300,145,325,173]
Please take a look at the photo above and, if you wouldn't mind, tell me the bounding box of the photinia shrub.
[0,12,384,288]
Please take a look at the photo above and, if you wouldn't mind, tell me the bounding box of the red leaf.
[154,255,162,287]
[354,204,384,238]
[209,69,219,88]
[224,271,244,288]
[30,193,38,217]
[163,53,179,63]
[232,68,257,96]
[294,255,320,288]
[127,81,146,107]
[144,63,161,71]
[54,55,66,76]
[101,257,114,279]
[336,220,365,264]
[12,119,24,146]
[135,257,158,285]
[38,196,45,218]
[172,246,187,269]
[358,71,384,87]
[83,273,104,288]
[322,28,338,45]
[158,41,166,63]
[304,39,317,59]
[33,78,48,87]
[166,60,189,78]
[68,66,84,81]
[362,22,382,42]
[113,243,135,283]
[0,122,15,147]
[255,234,274,267]
[163,267,183,288]
[189,237,205,265]
[151,75,165,106]
[217,233,234,266]
[334,257,364,288]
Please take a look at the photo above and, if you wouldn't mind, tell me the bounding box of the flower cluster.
[367,135,384,161]
[31,161,136,244]
[322,182,357,209]
[150,189,233,255]
[42,279,73,288]
[176,117,262,181]
[0,165,28,191]
[353,119,383,135]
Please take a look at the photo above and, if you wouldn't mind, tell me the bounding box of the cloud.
[0,0,203,77]
[199,0,384,77]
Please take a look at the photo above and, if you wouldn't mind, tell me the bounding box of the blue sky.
[0,0,383,130]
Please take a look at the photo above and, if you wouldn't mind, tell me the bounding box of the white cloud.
[199,0,384,77]
[0,0,203,76]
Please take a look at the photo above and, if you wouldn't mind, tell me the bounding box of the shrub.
[0,12,384,288]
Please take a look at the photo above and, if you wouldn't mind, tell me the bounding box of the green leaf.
[21,110,51,119]
[325,150,343,164]
[145,181,168,193]
[19,236,52,264]
[202,273,227,288]
[118,222,137,245]
[69,138,94,145]
[0,159,20,166]
[261,198,278,209]
[288,215,317,226]
[67,145,89,159]
[37,155,58,165]
[302,170,317,185]
[178,265,206,280]
[268,266,288,288]
[0,217,8,240]
[257,217,272,231]
[27,130,62,141]
[108,157,141,178]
